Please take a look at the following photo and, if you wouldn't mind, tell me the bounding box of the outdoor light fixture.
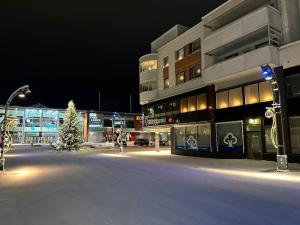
[261,64,274,81]
[1,85,31,172]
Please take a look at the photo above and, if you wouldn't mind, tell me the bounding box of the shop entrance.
[246,119,263,159]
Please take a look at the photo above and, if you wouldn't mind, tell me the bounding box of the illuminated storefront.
[0,106,142,145]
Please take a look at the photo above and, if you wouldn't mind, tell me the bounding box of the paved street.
[1,146,300,225]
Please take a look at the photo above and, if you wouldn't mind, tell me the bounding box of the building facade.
[139,0,300,162]
[0,105,142,144]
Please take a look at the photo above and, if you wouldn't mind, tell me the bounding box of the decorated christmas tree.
[56,100,82,151]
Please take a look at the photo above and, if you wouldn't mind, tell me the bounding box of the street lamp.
[1,85,31,171]
[260,65,288,171]
[112,112,124,152]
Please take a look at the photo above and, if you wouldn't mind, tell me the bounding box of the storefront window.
[264,126,277,153]
[188,95,197,112]
[175,127,186,150]
[186,126,198,151]
[289,117,300,154]
[244,84,259,105]
[216,121,244,152]
[229,87,243,107]
[197,124,211,152]
[197,93,207,110]
[259,81,273,102]
[216,91,229,109]
[180,98,188,113]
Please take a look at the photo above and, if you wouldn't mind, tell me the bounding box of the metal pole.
[98,91,101,112]
[129,95,132,113]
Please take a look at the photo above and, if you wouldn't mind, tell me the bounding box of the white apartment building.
[139,0,300,162]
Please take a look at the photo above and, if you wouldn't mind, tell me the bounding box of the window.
[286,73,300,98]
[244,84,259,105]
[140,60,157,72]
[229,87,243,107]
[188,95,197,112]
[175,48,185,62]
[259,81,273,102]
[197,93,207,110]
[197,124,211,152]
[216,91,229,109]
[163,57,169,68]
[148,60,157,70]
[175,127,186,150]
[191,39,201,53]
[190,65,202,80]
[164,78,170,89]
[186,126,198,151]
[176,72,185,85]
[180,98,188,113]
[289,117,300,154]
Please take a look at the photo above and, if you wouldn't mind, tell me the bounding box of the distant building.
[0,104,142,144]
[139,0,300,162]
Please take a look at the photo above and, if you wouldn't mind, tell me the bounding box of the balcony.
[204,45,279,83]
[140,70,158,83]
[140,90,158,105]
[203,6,281,54]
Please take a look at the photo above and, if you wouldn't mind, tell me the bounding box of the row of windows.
[216,81,273,109]
[144,93,207,119]
[139,82,157,93]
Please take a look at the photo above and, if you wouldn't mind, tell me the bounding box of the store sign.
[265,109,274,119]
[145,118,166,126]
[223,133,238,147]
[89,113,103,131]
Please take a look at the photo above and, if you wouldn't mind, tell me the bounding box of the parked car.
[134,139,149,146]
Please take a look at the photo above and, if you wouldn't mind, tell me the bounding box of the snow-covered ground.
[1,146,300,225]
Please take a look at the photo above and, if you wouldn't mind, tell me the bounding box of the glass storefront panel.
[229,87,243,107]
[197,94,207,110]
[180,98,188,113]
[188,96,197,112]
[244,84,259,105]
[197,124,211,152]
[259,81,273,103]
[175,127,186,150]
[185,126,198,151]
[216,91,229,109]
[289,117,300,154]
[264,126,277,153]
[216,121,244,152]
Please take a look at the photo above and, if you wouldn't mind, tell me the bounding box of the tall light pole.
[261,65,288,171]
[1,85,31,171]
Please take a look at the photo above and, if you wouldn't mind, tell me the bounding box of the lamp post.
[1,85,31,171]
[112,112,124,152]
[261,65,288,171]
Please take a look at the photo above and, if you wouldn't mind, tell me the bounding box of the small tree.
[56,100,82,151]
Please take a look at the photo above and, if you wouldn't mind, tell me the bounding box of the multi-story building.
[139,0,300,162]
[0,104,142,144]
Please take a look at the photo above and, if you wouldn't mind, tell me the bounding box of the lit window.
[180,98,188,113]
[229,87,243,107]
[140,61,148,72]
[197,93,207,110]
[176,48,185,62]
[190,65,202,80]
[216,91,229,109]
[163,57,169,68]
[191,39,201,53]
[259,81,273,102]
[164,78,170,89]
[176,72,185,85]
[244,84,259,105]
[188,96,197,112]
[148,60,157,71]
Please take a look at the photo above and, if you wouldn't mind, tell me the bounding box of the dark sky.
[0,0,227,112]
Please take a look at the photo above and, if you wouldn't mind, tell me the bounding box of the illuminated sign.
[89,113,103,131]
[145,118,166,126]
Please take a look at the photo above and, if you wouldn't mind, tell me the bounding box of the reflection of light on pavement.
[200,168,300,183]
[100,153,129,158]
[129,150,171,157]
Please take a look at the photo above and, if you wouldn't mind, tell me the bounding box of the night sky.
[0,0,226,112]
